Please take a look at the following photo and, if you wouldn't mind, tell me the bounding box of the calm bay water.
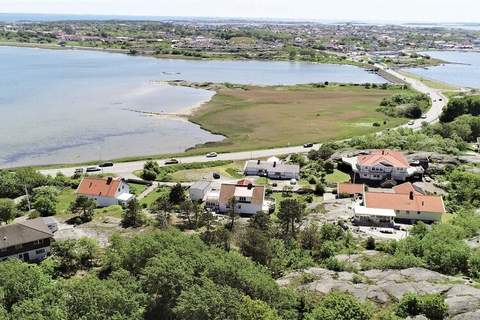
[0,46,385,167]
[404,51,480,89]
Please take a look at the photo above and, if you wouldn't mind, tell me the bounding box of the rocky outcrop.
[277,267,480,318]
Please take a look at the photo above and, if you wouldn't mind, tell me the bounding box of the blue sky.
[1,0,478,23]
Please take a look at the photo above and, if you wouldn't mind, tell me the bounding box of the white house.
[342,150,424,182]
[206,179,270,215]
[0,218,54,262]
[244,159,300,180]
[76,176,134,207]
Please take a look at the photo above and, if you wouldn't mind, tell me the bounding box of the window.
[36,249,46,254]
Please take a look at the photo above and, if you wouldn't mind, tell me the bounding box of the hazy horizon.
[1,0,479,23]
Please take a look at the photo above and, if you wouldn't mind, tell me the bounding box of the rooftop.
[337,183,364,195]
[357,150,410,168]
[364,191,445,214]
[76,176,122,198]
[0,219,53,250]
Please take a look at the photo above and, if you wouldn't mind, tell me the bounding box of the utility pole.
[24,183,31,211]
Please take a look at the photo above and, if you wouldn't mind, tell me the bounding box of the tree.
[240,213,273,265]
[51,238,100,276]
[32,194,57,217]
[0,198,17,224]
[305,292,372,320]
[122,198,144,228]
[63,276,146,320]
[151,194,172,229]
[179,199,202,229]
[173,278,245,320]
[0,259,51,311]
[142,160,161,181]
[278,199,306,239]
[169,183,185,205]
[227,197,239,231]
[69,196,96,222]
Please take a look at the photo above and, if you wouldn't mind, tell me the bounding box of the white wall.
[395,210,442,223]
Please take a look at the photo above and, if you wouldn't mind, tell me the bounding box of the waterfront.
[0,46,385,167]
[404,51,480,89]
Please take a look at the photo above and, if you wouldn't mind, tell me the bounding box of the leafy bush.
[305,292,373,320]
[395,293,448,320]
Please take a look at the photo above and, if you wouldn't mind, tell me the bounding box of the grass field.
[169,161,244,182]
[189,84,407,153]
[398,71,459,91]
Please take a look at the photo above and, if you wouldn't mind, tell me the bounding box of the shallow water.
[403,51,480,89]
[0,46,385,167]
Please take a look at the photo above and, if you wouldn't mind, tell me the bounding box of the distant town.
[1,18,479,67]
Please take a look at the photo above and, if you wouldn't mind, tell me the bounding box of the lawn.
[139,186,170,207]
[128,183,148,196]
[189,84,407,153]
[325,170,351,184]
[137,160,243,182]
[56,188,76,217]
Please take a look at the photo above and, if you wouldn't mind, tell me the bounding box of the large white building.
[343,150,423,182]
[354,182,446,224]
[206,179,271,215]
[76,177,134,207]
[244,159,300,180]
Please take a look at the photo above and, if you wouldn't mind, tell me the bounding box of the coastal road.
[375,64,448,129]
[40,67,450,178]
[40,144,321,178]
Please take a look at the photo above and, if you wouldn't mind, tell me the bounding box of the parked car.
[420,114,427,119]
[206,152,218,158]
[164,159,179,165]
[408,120,415,126]
[86,166,101,172]
[74,168,84,174]
[290,178,297,185]
[99,162,114,168]
[213,172,220,179]
[303,143,314,148]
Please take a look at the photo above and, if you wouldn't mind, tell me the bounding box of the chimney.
[107,177,113,185]
[247,183,253,190]
[257,159,261,165]
[273,161,277,167]
[409,191,414,200]
[382,150,385,155]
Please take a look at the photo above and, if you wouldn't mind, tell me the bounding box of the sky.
[0,0,478,23]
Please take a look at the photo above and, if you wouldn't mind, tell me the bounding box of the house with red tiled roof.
[356,182,446,224]
[76,176,134,207]
[342,150,424,182]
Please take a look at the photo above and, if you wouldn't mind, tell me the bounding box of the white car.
[408,120,415,126]
[206,152,218,158]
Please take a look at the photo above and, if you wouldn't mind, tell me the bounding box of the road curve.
[40,69,450,178]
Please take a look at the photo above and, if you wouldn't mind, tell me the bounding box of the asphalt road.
[40,67,450,178]
[376,65,448,129]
